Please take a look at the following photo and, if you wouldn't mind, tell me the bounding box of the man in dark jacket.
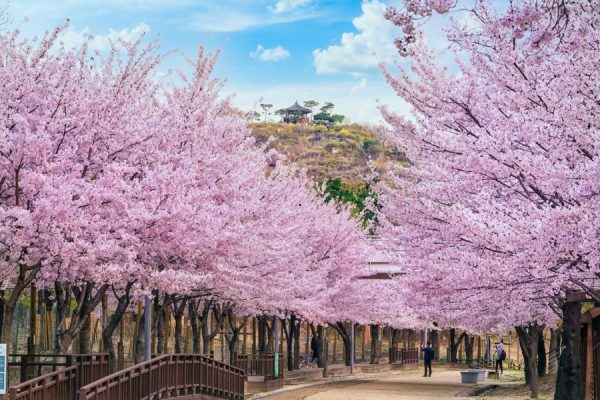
[422,342,434,377]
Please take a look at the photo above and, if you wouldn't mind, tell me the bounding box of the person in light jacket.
[495,339,505,374]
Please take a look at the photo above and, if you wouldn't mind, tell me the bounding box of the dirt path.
[254,370,527,400]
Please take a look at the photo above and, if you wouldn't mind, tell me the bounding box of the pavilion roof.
[286,101,311,114]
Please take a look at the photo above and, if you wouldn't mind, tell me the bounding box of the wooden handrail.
[8,354,110,400]
[79,354,244,400]
[9,366,78,400]
[390,347,419,364]
[235,353,284,380]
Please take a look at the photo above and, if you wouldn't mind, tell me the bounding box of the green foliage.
[320,102,335,114]
[313,102,344,125]
[321,177,380,230]
[582,301,595,313]
[331,114,345,124]
[362,139,383,157]
[303,100,319,111]
[260,103,273,122]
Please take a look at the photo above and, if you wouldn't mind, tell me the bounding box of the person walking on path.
[421,342,434,377]
[310,334,320,367]
[495,339,505,374]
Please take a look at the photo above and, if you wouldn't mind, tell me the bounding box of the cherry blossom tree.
[379,1,598,398]
[0,24,165,350]
[0,20,376,366]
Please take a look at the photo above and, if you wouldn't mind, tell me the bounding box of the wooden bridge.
[7,352,277,400]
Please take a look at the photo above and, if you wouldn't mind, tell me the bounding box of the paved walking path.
[251,369,524,400]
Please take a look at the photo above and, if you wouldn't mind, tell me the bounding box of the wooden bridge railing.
[234,354,284,381]
[389,348,419,365]
[9,354,110,400]
[9,353,109,385]
[78,354,245,400]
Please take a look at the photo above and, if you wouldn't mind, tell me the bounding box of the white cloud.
[350,78,368,94]
[271,0,311,14]
[250,44,290,62]
[313,0,398,74]
[59,22,150,51]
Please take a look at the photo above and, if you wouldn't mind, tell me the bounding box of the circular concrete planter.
[460,370,480,384]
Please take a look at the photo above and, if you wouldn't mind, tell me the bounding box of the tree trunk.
[330,322,351,366]
[449,329,467,363]
[227,329,239,365]
[224,310,243,365]
[360,326,366,362]
[39,289,55,351]
[538,330,546,377]
[53,282,71,353]
[55,282,108,354]
[389,328,400,363]
[310,324,326,368]
[252,318,257,355]
[134,306,147,363]
[1,265,40,350]
[432,330,440,361]
[257,315,268,354]
[293,318,301,369]
[555,301,583,400]
[201,301,214,354]
[548,328,559,373]
[242,318,248,355]
[465,335,474,364]
[281,315,296,371]
[449,329,457,362]
[189,301,200,353]
[101,284,132,371]
[332,329,337,363]
[155,295,167,354]
[199,302,225,356]
[370,324,381,364]
[172,299,187,354]
[516,323,543,399]
[78,304,92,354]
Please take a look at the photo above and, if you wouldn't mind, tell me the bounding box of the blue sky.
[4,0,449,124]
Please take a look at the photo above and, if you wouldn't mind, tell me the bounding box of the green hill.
[250,122,407,187]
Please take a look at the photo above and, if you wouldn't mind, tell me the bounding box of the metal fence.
[78,353,244,400]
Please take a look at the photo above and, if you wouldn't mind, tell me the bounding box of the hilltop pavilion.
[283,101,311,124]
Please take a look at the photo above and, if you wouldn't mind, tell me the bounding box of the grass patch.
[473,374,556,399]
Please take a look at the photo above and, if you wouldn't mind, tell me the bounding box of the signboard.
[0,343,6,394]
[274,352,279,378]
